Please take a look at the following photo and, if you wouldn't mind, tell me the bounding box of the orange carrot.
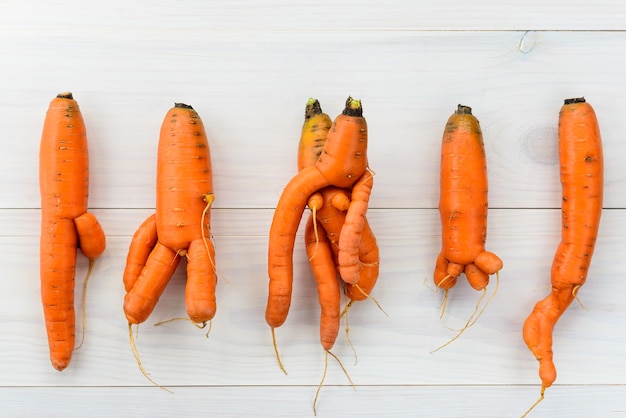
[344,216,379,302]
[305,215,341,351]
[39,92,106,371]
[123,214,157,293]
[310,186,379,302]
[266,97,368,329]
[123,102,216,327]
[337,170,374,284]
[298,98,379,301]
[434,104,502,292]
[522,97,603,409]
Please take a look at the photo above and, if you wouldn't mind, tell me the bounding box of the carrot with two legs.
[123,103,216,387]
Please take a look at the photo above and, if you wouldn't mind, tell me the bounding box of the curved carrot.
[123,214,157,293]
[39,92,106,371]
[344,216,379,302]
[266,97,368,329]
[338,170,374,284]
[311,186,379,301]
[435,104,502,290]
[523,97,603,396]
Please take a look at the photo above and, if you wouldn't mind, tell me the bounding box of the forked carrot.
[122,103,216,386]
[522,97,603,415]
[266,97,368,331]
[39,92,106,371]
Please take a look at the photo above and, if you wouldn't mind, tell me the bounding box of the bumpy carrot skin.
[434,104,502,291]
[123,103,216,326]
[338,170,374,284]
[39,92,106,371]
[266,97,368,329]
[344,216,379,301]
[308,186,380,301]
[523,97,603,392]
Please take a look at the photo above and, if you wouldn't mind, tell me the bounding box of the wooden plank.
[0,2,624,417]
[1,385,625,417]
[1,209,623,388]
[0,31,624,209]
[2,0,626,31]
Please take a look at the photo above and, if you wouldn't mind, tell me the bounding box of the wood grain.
[1,1,625,416]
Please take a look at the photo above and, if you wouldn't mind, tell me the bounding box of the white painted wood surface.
[1,1,625,417]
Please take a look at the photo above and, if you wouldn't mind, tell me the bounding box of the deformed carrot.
[122,103,216,387]
[522,97,603,414]
[39,92,106,371]
[266,97,368,330]
[337,169,374,284]
[434,104,502,292]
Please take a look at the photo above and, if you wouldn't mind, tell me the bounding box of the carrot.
[298,98,332,171]
[305,215,341,351]
[343,215,379,302]
[434,104,502,292]
[309,186,379,302]
[122,103,216,385]
[337,169,374,284]
[522,97,603,413]
[123,214,158,293]
[266,97,368,330]
[124,103,216,325]
[39,92,106,371]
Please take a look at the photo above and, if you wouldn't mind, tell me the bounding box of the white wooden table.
[2,2,626,417]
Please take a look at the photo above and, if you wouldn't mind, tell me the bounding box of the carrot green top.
[342,96,362,117]
[304,98,323,119]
